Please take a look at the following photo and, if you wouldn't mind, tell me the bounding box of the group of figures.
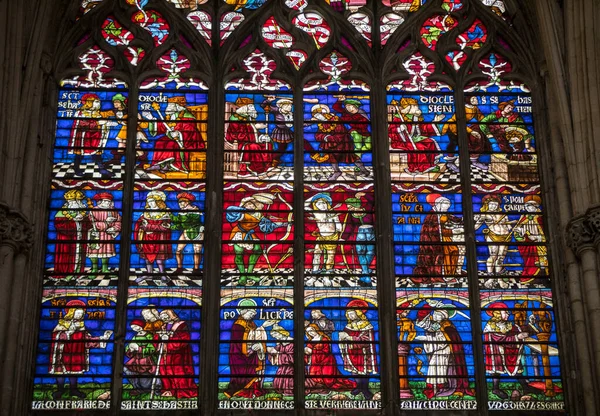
[482,300,559,401]
[396,296,559,403]
[34,290,202,404]
[396,298,475,401]
[221,298,294,400]
[55,90,207,180]
[398,190,546,286]
[223,94,372,182]
[474,193,546,283]
[388,95,535,181]
[219,296,379,404]
[304,300,378,401]
[49,188,205,284]
[305,190,375,285]
[50,190,122,280]
[133,191,204,284]
[225,95,294,180]
[123,305,198,399]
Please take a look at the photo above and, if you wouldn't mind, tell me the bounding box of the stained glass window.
[218,50,296,408]
[304,51,381,408]
[33,0,564,412]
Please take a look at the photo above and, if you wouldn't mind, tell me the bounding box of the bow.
[265,192,294,270]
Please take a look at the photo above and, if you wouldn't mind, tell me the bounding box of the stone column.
[567,208,600,415]
[0,202,33,413]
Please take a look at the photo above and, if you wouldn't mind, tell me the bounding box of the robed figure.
[146,96,205,173]
[49,300,112,399]
[157,310,198,398]
[338,300,378,400]
[483,302,532,399]
[310,104,362,181]
[225,300,269,399]
[134,191,172,280]
[415,303,475,399]
[267,325,294,396]
[304,324,357,393]
[225,97,271,176]
[514,195,547,277]
[388,98,443,174]
[412,194,463,283]
[53,190,91,276]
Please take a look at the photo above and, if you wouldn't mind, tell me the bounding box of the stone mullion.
[453,86,489,415]
[565,0,600,211]
[109,84,140,414]
[371,80,400,415]
[200,70,225,412]
[293,81,306,413]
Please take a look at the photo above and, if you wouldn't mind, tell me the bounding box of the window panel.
[219,51,296,408]
[121,288,201,409]
[218,289,295,408]
[32,289,116,408]
[34,78,124,409]
[303,52,381,408]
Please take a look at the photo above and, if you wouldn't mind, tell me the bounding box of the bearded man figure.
[225,97,271,177]
[69,93,111,176]
[53,190,92,279]
[144,96,205,173]
[338,299,378,400]
[87,192,121,274]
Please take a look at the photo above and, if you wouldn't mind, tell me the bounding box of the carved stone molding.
[0,201,34,253]
[566,206,600,257]
[586,206,600,245]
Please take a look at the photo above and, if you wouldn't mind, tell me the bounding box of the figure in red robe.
[332,97,371,177]
[411,194,464,283]
[53,190,91,277]
[134,191,172,283]
[388,98,444,174]
[305,324,357,393]
[69,93,111,176]
[483,302,535,399]
[514,195,547,279]
[157,309,198,398]
[146,96,205,173]
[49,300,112,399]
[338,300,378,400]
[225,97,271,176]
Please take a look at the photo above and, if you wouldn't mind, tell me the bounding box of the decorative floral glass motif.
[101,16,146,65]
